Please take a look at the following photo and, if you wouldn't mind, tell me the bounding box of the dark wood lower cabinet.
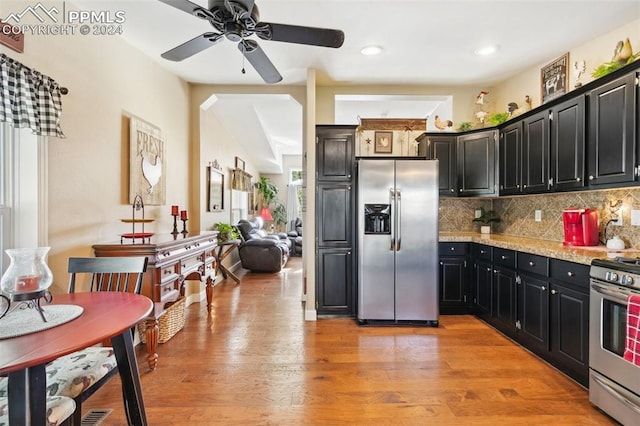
[549,282,589,387]
[473,260,493,319]
[439,256,469,314]
[492,267,517,338]
[316,248,354,316]
[517,273,550,355]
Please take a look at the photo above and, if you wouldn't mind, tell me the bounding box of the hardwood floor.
[84,257,614,425]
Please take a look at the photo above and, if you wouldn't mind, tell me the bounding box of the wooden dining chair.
[46,256,149,425]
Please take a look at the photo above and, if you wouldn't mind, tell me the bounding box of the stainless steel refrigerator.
[357,159,439,325]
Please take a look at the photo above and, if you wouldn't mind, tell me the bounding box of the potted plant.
[214,222,240,243]
[472,207,501,234]
[271,201,287,232]
[487,112,510,126]
[254,176,278,208]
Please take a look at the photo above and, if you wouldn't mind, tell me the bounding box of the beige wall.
[1,1,190,293]
[493,19,640,113]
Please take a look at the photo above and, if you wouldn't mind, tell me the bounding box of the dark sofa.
[287,217,302,256]
[236,219,290,272]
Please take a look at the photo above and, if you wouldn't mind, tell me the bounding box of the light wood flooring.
[84,257,615,425]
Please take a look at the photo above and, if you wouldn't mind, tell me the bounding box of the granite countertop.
[438,232,640,265]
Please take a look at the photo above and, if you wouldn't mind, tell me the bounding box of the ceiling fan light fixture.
[361,45,383,56]
[474,45,499,56]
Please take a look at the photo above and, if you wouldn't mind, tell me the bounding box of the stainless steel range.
[589,258,640,425]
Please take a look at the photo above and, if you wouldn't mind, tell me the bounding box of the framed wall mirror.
[207,165,224,212]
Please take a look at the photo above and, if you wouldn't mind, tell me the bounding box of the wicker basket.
[138,297,185,344]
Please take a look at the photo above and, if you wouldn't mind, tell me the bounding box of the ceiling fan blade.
[256,23,344,48]
[157,0,214,20]
[238,40,282,84]
[161,33,224,61]
[211,0,255,13]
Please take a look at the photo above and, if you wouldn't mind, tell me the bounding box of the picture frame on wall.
[207,165,224,212]
[540,53,569,104]
[374,131,393,154]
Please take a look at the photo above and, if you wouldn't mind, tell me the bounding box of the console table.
[93,232,218,370]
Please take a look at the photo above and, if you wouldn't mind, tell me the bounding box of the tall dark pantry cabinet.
[315,125,357,316]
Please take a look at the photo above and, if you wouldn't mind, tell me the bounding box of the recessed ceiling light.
[474,45,499,56]
[361,45,383,56]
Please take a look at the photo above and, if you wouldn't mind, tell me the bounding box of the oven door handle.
[592,371,640,415]
[591,283,634,304]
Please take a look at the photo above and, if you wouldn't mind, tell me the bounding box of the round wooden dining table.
[0,291,153,425]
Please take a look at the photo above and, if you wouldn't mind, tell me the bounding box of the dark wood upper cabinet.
[316,125,355,182]
[587,72,638,187]
[419,134,457,196]
[457,130,497,197]
[550,95,586,191]
[499,122,522,195]
[521,111,550,193]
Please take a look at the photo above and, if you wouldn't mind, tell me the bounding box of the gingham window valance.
[0,53,65,138]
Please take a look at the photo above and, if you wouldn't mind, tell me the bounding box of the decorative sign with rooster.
[129,116,166,205]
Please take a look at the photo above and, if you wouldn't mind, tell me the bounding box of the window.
[0,123,48,274]
[289,168,303,219]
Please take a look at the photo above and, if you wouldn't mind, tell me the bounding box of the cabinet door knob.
[501,255,508,260]
[440,261,443,265]
[450,188,455,192]
[567,271,575,277]
[450,247,455,251]
[589,175,594,181]
[576,177,581,182]
[480,250,485,254]
[529,261,535,267]
[551,289,557,295]
[487,267,492,272]
[541,286,547,291]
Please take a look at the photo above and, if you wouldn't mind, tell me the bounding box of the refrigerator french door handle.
[396,189,401,251]
[389,188,395,251]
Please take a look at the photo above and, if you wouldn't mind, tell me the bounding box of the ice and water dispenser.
[364,204,391,234]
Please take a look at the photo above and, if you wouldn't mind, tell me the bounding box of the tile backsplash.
[438,187,640,248]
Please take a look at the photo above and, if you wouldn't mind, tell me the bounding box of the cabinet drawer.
[493,248,516,269]
[473,244,492,261]
[159,263,179,283]
[180,254,202,274]
[439,242,468,256]
[518,252,549,276]
[159,279,180,302]
[550,259,589,290]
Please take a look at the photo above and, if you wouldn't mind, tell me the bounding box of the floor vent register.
[81,408,113,426]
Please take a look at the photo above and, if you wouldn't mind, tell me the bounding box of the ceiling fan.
[158,0,345,84]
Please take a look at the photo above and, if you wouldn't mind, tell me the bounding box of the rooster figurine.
[613,38,633,65]
[141,151,163,194]
[476,91,489,105]
[434,115,453,131]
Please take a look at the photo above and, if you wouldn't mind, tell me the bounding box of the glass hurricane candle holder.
[0,247,54,322]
